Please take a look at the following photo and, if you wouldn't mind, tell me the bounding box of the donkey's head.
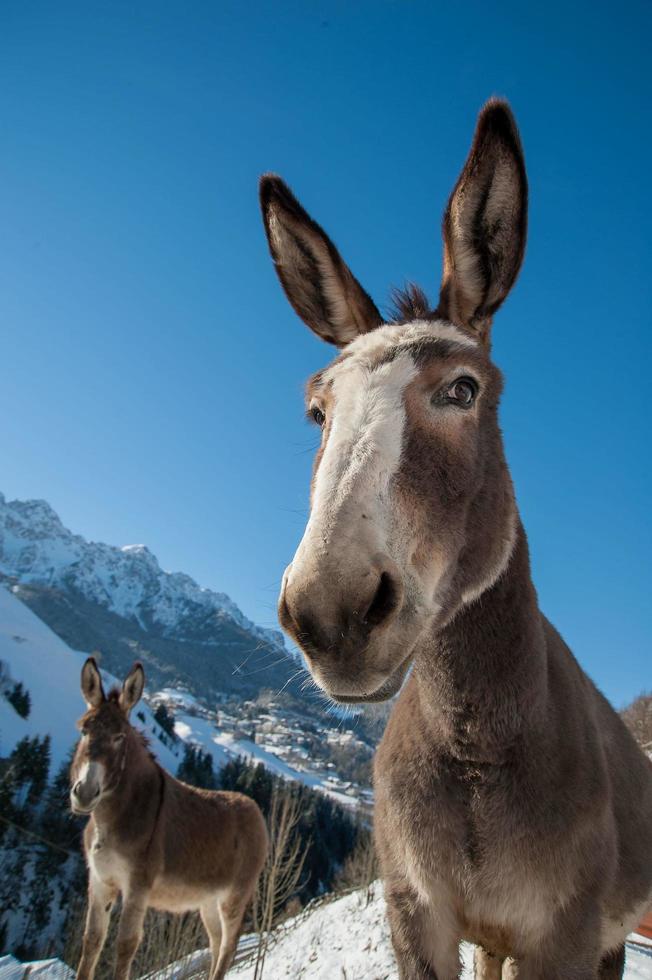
[261,100,527,704]
[70,657,145,814]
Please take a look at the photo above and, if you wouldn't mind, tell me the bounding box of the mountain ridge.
[0,491,284,649]
[0,491,295,699]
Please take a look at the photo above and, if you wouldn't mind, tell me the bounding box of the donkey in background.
[70,658,268,980]
[260,100,652,979]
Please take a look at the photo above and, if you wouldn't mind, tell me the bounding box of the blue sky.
[1,1,650,706]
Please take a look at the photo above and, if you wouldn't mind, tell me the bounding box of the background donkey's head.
[261,100,527,703]
[70,657,145,814]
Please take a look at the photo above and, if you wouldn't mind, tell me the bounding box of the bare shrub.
[621,691,652,753]
[64,902,208,979]
[334,828,377,897]
[251,785,309,980]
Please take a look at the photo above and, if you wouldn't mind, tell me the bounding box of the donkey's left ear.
[81,657,106,709]
[438,99,528,343]
[260,174,382,347]
[119,662,145,715]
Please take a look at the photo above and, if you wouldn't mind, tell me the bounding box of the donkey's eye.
[112,733,126,745]
[309,405,326,428]
[446,377,477,407]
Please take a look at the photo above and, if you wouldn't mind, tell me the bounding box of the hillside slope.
[0,583,179,772]
[160,883,652,979]
[5,885,652,980]
[0,585,354,804]
[0,492,296,700]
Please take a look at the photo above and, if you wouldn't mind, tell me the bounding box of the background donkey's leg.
[76,877,116,980]
[211,888,250,980]
[200,900,223,979]
[598,945,626,980]
[474,947,503,979]
[113,891,147,980]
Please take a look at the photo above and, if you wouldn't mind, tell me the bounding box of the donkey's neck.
[413,523,548,762]
[94,739,162,837]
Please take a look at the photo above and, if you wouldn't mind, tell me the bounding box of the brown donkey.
[260,100,652,979]
[70,658,268,980]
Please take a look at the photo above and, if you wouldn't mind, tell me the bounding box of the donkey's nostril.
[280,558,402,656]
[364,571,400,628]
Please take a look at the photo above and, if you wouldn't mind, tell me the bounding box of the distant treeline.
[0,735,86,959]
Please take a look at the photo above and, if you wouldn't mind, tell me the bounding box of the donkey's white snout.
[279,550,403,662]
[71,762,103,812]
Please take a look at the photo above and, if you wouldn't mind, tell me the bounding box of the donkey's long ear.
[81,657,105,709]
[260,175,382,346]
[119,662,145,716]
[438,99,527,343]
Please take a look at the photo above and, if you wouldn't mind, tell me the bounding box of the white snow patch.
[0,955,74,978]
[0,584,179,773]
[227,882,652,979]
[133,882,652,979]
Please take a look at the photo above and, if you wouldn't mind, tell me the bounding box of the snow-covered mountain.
[0,492,282,649]
[0,492,295,699]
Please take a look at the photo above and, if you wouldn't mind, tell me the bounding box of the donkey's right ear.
[438,99,528,343]
[81,657,105,709]
[259,175,382,347]
[119,662,145,716]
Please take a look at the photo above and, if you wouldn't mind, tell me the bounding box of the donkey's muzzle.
[279,556,403,667]
[70,782,101,814]
[70,764,103,813]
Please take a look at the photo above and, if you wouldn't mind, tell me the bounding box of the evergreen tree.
[1,735,51,817]
[0,839,28,927]
[6,681,31,718]
[0,746,85,959]
[0,756,15,844]
[177,744,217,789]
[154,703,177,740]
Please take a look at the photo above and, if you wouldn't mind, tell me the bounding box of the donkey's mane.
[388,283,433,324]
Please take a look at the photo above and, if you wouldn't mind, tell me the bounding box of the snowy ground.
[136,884,652,980]
[223,883,652,980]
[4,885,652,978]
[0,955,74,978]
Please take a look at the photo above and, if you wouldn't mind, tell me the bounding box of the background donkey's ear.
[81,656,105,708]
[119,662,145,715]
[260,174,382,346]
[438,99,527,342]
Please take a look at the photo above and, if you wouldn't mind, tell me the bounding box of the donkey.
[259,100,652,979]
[70,658,268,980]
